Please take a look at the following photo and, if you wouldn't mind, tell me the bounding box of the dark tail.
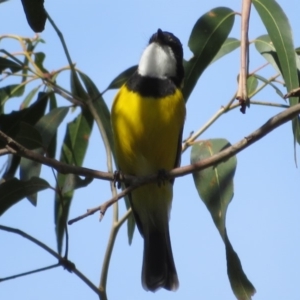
[142,226,179,292]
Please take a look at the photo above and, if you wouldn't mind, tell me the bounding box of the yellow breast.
[111,85,185,176]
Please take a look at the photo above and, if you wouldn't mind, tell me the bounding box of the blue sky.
[1,0,300,299]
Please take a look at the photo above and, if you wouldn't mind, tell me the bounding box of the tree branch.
[236,0,251,113]
[1,103,300,191]
[68,103,300,223]
[173,102,300,178]
[0,130,116,182]
[0,225,101,298]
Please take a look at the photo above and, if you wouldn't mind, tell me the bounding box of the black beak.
[156,28,164,44]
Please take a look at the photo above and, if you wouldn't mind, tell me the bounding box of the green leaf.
[47,91,58,159]
[0,49,24,67]
[292,116,300,145]
[253,0,298,98]
[55,109,93,254]
[20,85,41,109]
[253,74,284,99]
[21,39,34,86]
[247,75,258,97]
[0,92,48,180]
[183,7,235,101]
[225,235,255,300]
[15,122,43,149]
[295,53,300,72]
[104,65,137,92]
[11,120,43,202]
[77,71,134,241]
[34,52,48,73]
[61,174,93,194]
[19,107,69,205]
[0,57,23,73]
[19,149,43,205]
[0,177,49,215]
[191,139,255,300]
[191,139,235,235]
[125,194,135,245]
[21,0,47,32]
[1,156,21,182]
[35,106,69,149]
[70,71,88,101]
[254,35,281,73]
[211,37,240,64]
[0,84,25,106]
[253,0,300,146]
[78,71,114,154]
[0,92,48,148]
[49,90,57,109]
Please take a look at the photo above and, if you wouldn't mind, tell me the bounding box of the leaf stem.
[249,74,281,98]
[248,62,269,75]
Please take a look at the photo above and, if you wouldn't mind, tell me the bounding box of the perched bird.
[111,29,185,292]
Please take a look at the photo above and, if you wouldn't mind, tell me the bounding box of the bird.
[111,28,185,292]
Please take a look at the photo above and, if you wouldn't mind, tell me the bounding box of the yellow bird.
[111,29,185,292]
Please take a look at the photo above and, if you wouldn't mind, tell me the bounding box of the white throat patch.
[138,43,177,79]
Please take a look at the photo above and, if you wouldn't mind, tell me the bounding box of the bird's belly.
[112,88,185,176]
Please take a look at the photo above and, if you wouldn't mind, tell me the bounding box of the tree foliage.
[1,1,300,299]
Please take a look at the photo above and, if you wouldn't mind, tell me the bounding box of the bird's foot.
[113,170,122,189]
[157,169,168,187]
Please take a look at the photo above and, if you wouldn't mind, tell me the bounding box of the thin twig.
[250,100,289,108]
[99,216,120,300]
[0,264,60,282]
[68,185,135,225]
[116,208,132,229]
[284,87,300,99]
[45,11,75,75]
[182,99,288,152]
[222,93,238,112]
[248,62,269,76]
[12,35,43,77]
[52,86,83,106]
[249,74,281,98]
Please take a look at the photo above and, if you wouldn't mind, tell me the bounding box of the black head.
[148,29,184,87]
